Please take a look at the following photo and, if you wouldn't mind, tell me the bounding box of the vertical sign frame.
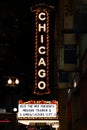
[31,4,54,95]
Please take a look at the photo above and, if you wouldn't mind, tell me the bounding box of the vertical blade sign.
[32,5,53,95]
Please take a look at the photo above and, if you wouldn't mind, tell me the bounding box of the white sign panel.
[18,104,57,118]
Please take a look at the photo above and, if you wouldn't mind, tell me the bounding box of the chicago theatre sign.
[31,4,54,95]
[18,5,59,125]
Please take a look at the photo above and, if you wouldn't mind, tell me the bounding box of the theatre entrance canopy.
[17,100,59,127]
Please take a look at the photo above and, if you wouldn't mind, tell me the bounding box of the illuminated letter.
[38,46,46,54]
[38,58,46,66]
[38,69,46,78]
[39,12,46,21]
[40,35,44,43]
[38,81,46,90]
[38,24,46,32]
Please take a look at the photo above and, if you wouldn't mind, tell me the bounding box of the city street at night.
[0,0,87,130]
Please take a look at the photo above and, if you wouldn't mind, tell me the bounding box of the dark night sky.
[0,0,34,72]
[0,0,57,74]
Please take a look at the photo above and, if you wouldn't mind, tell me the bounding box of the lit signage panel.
[18,104,56,118]
[31,5,54,95]
[18,100,58,119]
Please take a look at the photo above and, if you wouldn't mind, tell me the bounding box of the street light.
[15,78,19,85]
[7,78,12,85]
[7,77,19,87]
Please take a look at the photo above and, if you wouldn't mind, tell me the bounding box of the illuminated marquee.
[31,4,54,95]
[18,100,58,120]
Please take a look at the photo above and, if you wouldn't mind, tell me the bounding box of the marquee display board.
[18,100,58,120]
